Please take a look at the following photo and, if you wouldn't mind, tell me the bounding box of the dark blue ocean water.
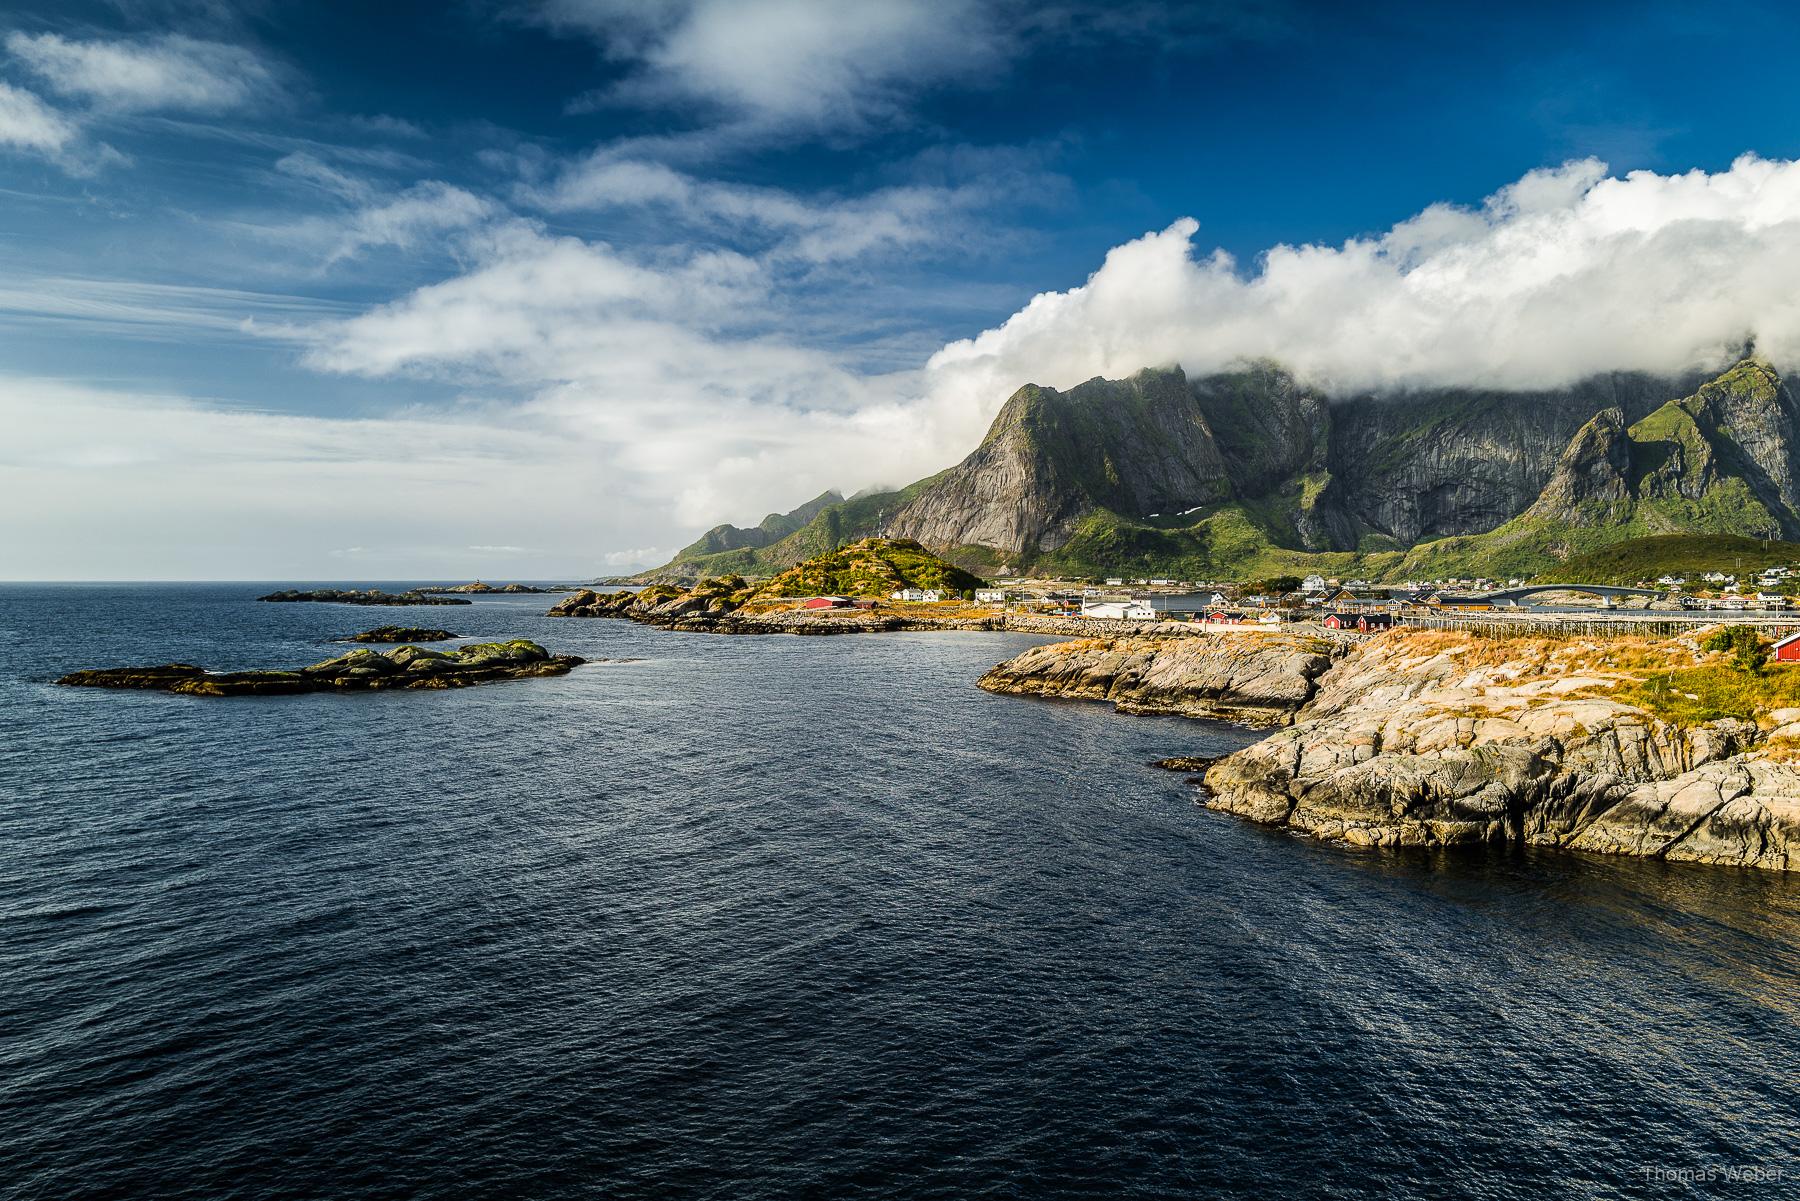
[3,584,1799,1200]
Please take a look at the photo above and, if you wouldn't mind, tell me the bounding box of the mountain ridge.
[647,358,1781,583]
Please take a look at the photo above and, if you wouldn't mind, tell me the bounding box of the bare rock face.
[1570,762,1800,871]
[976,631,1344,725]
[888,367,1236,553]
[1198,631,1798,869]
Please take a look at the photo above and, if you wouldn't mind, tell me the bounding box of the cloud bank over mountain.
[927,155,1800,409]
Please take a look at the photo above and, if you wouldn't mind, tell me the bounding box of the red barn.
[802,596,851,609]
[1775,632,1800,662]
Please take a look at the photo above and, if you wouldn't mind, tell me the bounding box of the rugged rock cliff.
[1200,631,1797,870]
[980,627,1800,871]
[977,630,1346,725]
[887,368,1235,552]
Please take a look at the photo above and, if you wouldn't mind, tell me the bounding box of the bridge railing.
[1397,612,1800,640]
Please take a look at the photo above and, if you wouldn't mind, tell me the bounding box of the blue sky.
[8,0,1800,579]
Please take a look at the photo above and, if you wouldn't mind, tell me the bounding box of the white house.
[974,588,1007,603]
[1301,574,1327,593]
[891,588,946,602]
[1083,600,1155,620]
[1104,577,1124,586]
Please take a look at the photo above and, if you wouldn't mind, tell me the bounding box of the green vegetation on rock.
[753,537,984,598]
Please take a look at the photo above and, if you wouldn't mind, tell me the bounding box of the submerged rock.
[342,626,459,643]
[58,639,582,696]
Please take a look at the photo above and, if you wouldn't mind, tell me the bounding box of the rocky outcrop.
[977,631,1346,725]
[1197,630,1798,869]
[343,626,459,643]
[258,588,470,606]
[58,640,582,695]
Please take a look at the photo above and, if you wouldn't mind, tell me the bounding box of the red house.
[802,596,851,609]
[1322,612,1349,629]
[1774,632,1800,662]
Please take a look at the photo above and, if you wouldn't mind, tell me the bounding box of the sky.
[10,0,1800,579]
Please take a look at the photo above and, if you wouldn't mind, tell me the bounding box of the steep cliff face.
[887,363,1701,564]
[887,368,1234,552]
[1323,386,1631,544]
[1445,359,1800,572]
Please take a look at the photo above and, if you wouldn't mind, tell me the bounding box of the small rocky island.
[342,626,460,643]
[58,640,582,696]
[418,581,549,594]
[258,588,471,606]
[551,538,996,634]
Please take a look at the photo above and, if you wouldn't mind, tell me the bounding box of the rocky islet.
[58,640,583,696]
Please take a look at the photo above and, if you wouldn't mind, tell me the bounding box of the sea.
[2,583,1798,1200]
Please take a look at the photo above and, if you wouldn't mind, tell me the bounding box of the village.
[781,560,1800,650]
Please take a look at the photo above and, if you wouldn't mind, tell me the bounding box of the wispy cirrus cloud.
[4,31,284,113]
[525,155,1046,266]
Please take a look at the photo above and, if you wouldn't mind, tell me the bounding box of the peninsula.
[981,626,1800,871]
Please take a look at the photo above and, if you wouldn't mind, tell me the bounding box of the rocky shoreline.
[58,639,582,696]
[980,628,1800,871]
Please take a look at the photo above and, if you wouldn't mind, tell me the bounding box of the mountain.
[677,489,844,558]
[1391,360,1800,578]
[649,357,1788,582]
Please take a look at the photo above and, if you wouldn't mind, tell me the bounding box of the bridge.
[1436,584,1667,607]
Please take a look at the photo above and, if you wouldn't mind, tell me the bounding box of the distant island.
[258,588,471,606]
[417,581,550,594]
[58,639,581,696]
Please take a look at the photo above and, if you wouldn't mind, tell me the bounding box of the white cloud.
[0,80,75,152]
[0,377,629,580]
[320,181,496,263]
[542,0,1004,132]
[5,31,281,113]
[925,154,1800,402]
[0,79,121,173]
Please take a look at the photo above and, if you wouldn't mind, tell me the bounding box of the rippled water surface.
[4,584,1799,1200]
